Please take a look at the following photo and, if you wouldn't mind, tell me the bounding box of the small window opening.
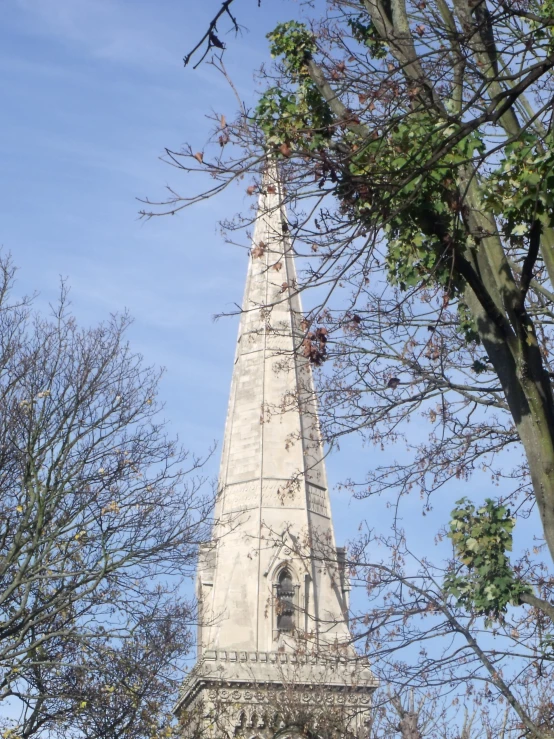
[276,569,295,631]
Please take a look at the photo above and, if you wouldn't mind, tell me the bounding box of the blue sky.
[1,0,291,462]
[1,0,390,541]
[0,0,529,571]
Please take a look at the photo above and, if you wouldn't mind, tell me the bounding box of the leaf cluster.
[255,22,334,150]
[445,498,531,621]
[267,21,316,77]
[481,133,554,239]
[345,118,484,291]
[347,15,387,59]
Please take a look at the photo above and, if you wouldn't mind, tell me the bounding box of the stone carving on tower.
[176,164,377,738]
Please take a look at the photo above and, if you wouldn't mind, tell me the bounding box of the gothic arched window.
[276,569,295,631]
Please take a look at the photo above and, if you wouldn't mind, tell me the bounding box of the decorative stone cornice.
[176,649,377,714]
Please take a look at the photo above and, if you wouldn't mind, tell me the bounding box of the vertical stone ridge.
[215,162,305,507]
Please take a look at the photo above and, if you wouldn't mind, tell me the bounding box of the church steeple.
[177,163,376,736]
[200,163,349,654]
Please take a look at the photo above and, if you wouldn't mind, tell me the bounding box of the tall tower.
[177,165,376,738]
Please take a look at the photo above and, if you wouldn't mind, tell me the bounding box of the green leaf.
[511,223,527,236]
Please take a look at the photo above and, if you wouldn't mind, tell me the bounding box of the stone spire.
[201,163,349,654]
[176,163,376,737]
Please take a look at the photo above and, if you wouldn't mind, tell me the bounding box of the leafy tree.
[0,256,211,738]
[144,0,554,734]
[155,0,554,558]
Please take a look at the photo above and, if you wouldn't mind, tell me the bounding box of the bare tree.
[258,510,553,738]
[0,256,212,737]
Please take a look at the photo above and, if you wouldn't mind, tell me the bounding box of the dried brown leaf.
[251,241,265,259]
